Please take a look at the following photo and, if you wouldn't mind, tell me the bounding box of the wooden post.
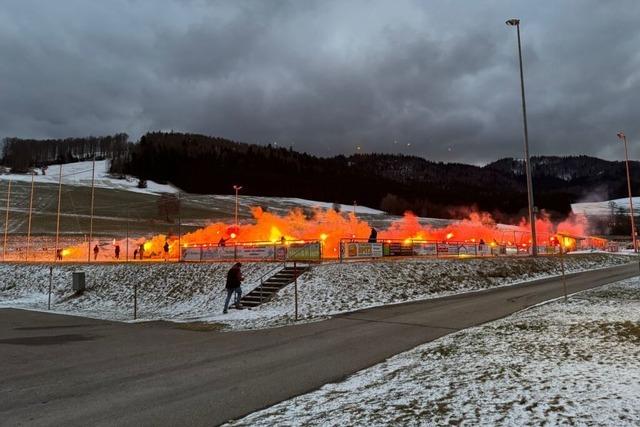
[560,244,568,302]
[294,261,298,321]
[133,282,138,320]
[48,266,53,310]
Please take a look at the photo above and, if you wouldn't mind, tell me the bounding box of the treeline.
[1,134,130,172]
[4,130,638,222]
[114,132,584,220]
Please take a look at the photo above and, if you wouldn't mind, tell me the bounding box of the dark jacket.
[226,266,243,289]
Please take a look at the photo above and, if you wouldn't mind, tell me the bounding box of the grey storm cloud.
[2,0,640,164]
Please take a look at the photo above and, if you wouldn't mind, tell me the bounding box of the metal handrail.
[253,244,314,304]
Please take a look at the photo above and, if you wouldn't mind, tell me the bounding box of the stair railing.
[255,262,284,304]
[250,243,315,305]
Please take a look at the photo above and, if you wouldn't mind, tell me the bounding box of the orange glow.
[54,206,590,260]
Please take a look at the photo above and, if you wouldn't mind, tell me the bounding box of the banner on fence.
[385,242,414,256]
[342,242,383,258]
[181,247,202,261]
[287,242,321,260]
[413,243,437,256]
[201,246,237,260]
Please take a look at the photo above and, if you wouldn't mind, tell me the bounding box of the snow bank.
[231,275,640,426]
[0,253,633,330]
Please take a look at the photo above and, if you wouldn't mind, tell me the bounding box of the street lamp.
[506,18,538,256]
[617,132,637,252]
[233,185,242,230]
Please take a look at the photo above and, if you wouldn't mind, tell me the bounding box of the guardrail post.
[560,246,567,302]
[48,266,53,310]
[294,261,298,321]
[133,282,138,320]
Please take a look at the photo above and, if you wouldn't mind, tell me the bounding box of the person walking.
[93,244,99,261]
[133,248,138,260]
[368,227,378,243]
[114,244,121,260]
[223,262,244,314]
[163,241,170,260]
[139,244,145,260]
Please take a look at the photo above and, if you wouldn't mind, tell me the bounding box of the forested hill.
[112,132,639,220]
[2,132,636,220]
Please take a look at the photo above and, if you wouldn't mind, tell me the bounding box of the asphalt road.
[1,262,638,426]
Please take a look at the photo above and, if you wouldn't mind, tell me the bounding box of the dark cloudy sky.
[2,0,640,164]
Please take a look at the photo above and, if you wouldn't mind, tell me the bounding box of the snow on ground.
[0,160,178,195]
[0,262,278,322]
[0,254,633,330]
[571,197,638,216]
[230,276,640,426]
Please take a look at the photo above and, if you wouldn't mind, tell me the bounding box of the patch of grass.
[605,321,640,343]
[432,344,457,357]
[577,321,640,343]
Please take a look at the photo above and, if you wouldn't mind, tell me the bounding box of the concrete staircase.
[240,265,309,308]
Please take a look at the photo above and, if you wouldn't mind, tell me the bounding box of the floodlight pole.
[233,185,242,230]
[26,172,35,261]
[88,155,96,262]
[507,18,538,256]
[54,164,63,262]
[3,179,12,261]
[126,204,130,262]
[617,132,637,252]
[177,191,181,261]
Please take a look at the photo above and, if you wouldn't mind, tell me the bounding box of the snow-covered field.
[0,254,633,330]
[571,196,638,216]
[0,160,178,195]
[230,275,640,426]
[0,160,386,215]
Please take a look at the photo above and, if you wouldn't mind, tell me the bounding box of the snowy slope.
[0,254,632,330]
[0,160,387,215]
[230,277,640,426]
[571,197,637,216]
[0,160,178,195]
